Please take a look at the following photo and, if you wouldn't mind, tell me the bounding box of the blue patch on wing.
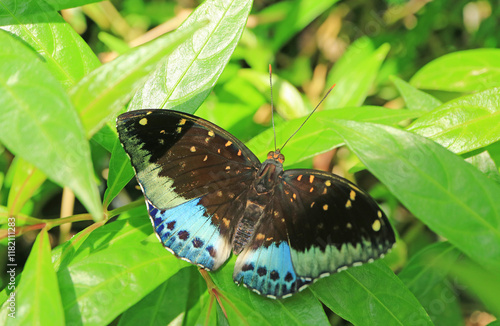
[233,242,310,299]
[147,198,231,270]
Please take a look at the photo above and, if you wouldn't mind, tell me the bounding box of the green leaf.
[59,237,189,325]
[4,229,64,325]
[239,69,309,119]
[247,106,423,165]
[325,42,390,109]
[410,49,500,92]
[118,267,205,326]
[273,0,339,50]
[398,242,460,297]
[129,0,252,114]
[6,158,46,216]
[0,0,100,89]
[408,87,500,154]
[103,139,134,207]
[70,22,203,137]
[0,30,102,221]
[53,205,149,270]
[210,256,329,326]
[312,262,433,326]
[417,280,464,326]
[44,0,103,11]
[330,120,500,273]
[390,75,442,111]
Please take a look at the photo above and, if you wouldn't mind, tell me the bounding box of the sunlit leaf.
[4,229,64,325]
[0,0,100,89]
[411,49,500,92]
[70,22,203,136]
[0,30,102,220]
[390,75,442,111]
[129,0,253,114]
[312,262,433,325]
[408,87,500,154]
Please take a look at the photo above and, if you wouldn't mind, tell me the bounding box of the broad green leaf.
[118,267,205,326]
[6,158,46,216]
[70,22,203,137]
[129,0,252,114]
[398,242,461,297]
[273,0,339,51]
[325,42,390,109]
[0,30,102,221]
[0,0,101,207]
[0,0,100,89]
[210,256,329,326]
[239,69,309,119]
[312,262,432,326]
[411,49,500,92]
[4,229,64,326]
[330,120,500,272]
[408,87,500,154]
[103,140,134,207]
[390,76,442,111]
[247,106,423,165]
[59,237,189,325]
[417,280,464,326]
[52,205,149,270]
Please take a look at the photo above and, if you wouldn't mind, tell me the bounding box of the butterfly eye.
[267,151,274,159]
[278,153,285,163]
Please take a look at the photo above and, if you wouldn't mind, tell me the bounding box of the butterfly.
[116,109,395,299]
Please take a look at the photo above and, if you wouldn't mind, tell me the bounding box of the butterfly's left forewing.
[117,109,260,270]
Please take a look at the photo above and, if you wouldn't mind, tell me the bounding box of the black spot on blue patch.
[285,272,294,282]
[192,237,204,248]
[207,246,216,257]
[167,221,176,230]
[242,263,254,271]
[270,270,279,281]
[178,230,189,240]
[257,267,267,276]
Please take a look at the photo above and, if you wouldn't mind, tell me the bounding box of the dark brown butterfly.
[117,108,395,299]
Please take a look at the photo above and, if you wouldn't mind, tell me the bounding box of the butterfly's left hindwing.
[117,109,260,270]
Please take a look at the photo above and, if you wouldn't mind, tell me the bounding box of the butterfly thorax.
[232,151,285,254]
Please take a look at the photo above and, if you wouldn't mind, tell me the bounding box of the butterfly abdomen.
[232,201,264,254]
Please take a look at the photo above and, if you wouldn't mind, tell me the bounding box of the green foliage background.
[0,0,499,325]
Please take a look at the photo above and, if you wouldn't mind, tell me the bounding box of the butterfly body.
[117,109,395,299]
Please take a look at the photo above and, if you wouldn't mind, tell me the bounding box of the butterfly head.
[267,150,285,164]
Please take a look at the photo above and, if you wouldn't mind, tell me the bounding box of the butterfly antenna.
[269,64,277,152]
[279,84,336,151]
